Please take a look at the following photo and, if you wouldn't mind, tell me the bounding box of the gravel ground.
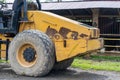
[0,63,120,80]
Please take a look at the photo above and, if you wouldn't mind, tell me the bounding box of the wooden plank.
[65,15,120,18]
[103,51,120,54]
[104,45,120,48]
[92,9,99,27]
[103,38,120,40]
[100,34,120,36]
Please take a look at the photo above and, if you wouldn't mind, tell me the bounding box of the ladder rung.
[0,50,6,52]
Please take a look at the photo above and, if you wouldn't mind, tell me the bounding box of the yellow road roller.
[0,0,103,77]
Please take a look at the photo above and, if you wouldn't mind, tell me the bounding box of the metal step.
[0,39,10,61]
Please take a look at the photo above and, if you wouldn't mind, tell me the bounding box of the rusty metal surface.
[46,26,80,40]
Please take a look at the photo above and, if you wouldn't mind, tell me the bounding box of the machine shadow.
[0,64,108,80]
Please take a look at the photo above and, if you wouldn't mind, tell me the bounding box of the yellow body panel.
[0,11,102,61]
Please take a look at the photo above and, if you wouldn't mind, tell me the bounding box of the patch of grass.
[90,55,120,61]
[71,58,120,72]
[0,60,8,63]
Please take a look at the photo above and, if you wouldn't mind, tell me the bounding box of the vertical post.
[6,39,10,61]
[23,0,28,21]
[92,9,99,28]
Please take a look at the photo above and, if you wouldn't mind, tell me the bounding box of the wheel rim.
[17,44,37,68]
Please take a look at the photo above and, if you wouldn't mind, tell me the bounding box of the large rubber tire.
[8,30,55,77]
[53,58,74,70]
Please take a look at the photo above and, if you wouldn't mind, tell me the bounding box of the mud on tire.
[8,30,55,77]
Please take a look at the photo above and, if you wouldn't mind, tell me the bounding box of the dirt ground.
[0,63,120,80]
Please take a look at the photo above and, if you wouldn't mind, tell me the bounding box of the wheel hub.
[23,47,36,62]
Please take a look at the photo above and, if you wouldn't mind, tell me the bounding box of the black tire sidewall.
[53,58,74,70]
